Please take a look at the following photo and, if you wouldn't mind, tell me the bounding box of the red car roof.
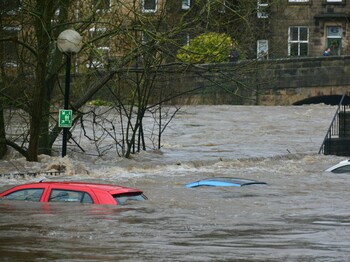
[31,181,141,193]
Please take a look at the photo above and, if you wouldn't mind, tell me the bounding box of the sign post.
[57,29,82,158]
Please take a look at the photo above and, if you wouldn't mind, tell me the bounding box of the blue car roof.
[185,177,267,188]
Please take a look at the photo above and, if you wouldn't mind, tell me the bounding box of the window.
[0,0,20,15]
[142,0,157,12]
[2,27,20,67]
[331,165,350,173]
[92,0,111,12]
[257,0,268,18]
[288,27,308,57]
[326,26,342,55]
[87,27,110,68]
[182,0,190,10]
[3,189,44,202]
[326,0,343,2]
[288,0,309,2]
[113,193,147,205]
[257,40,268,60]
[49,189,93,203]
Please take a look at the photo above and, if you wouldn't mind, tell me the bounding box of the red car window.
[49,189,93,203]
[113,192,147,205]
[3,188,44,202]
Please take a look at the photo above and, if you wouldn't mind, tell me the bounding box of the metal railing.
[0,171,63,179]
[318,94,347,154]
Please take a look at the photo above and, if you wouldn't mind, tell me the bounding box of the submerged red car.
[0,181,147,205]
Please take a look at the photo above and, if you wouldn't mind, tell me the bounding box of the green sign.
[59,109,72,128]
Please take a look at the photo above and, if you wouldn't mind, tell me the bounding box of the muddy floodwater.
[0,105,350,261]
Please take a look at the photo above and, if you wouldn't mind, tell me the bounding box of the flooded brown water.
[0,105,349,261]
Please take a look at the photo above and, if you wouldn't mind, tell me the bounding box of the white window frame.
[182,0,190,10]
[288,0,309,2]
[326,0,342,2]
[257,40,268,60]
[257,0,268,19]
[288,26,309,56]
[142,0,157,13]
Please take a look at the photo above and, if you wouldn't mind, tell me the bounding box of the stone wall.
[255,55,350,105]
[79,56,350,106]
[168,56,350,106]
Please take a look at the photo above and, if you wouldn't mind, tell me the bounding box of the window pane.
[144,0,156,10]
[49,189,85,203]
[300,28,308,41]
[113,193,146,205]
[182,0,190,9]
[290,43,299,56]
[332,165,350,173]
[290,28,299,41]
[4,189,44,202]
[82,193,93,203]
[300,43,308,56]
[257,40,268,59]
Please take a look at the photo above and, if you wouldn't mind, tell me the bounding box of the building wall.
[268,0,350,58]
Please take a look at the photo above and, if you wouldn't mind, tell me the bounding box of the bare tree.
[0,0,266,161]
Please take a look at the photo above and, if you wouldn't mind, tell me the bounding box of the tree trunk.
[0,17,7,158]
[26,0,52,161]
[27,64,47,161]
[0,107,7,158]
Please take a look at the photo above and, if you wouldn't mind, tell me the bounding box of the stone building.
[2,0,350,68]
[262,0,350,59]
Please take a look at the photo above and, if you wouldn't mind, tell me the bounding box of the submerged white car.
[325,159,350,173]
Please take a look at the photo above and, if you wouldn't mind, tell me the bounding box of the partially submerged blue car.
[185,177,267,188]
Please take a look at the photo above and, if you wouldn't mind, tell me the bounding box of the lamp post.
[57,29,83,157]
